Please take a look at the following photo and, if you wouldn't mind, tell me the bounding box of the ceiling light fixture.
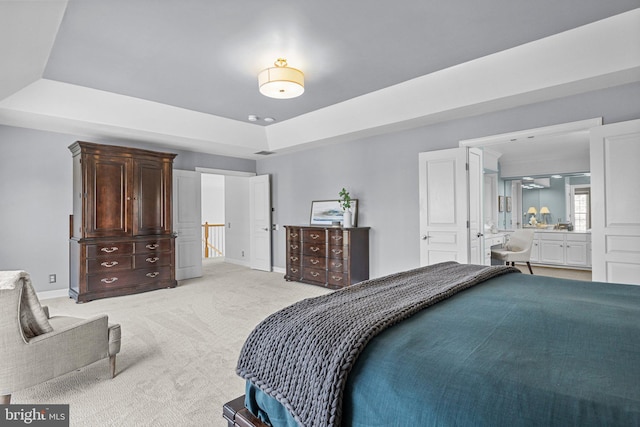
[258,58,304,99]
[248,114,258,122]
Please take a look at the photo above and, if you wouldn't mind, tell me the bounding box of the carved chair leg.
[527,262,534,275]
[1,394,11,404]
[109,355,117,378]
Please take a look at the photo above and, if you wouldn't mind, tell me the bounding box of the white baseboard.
[38,288,69,301]
[272,266,285,274]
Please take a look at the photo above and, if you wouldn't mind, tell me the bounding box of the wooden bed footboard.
[223,395,270,427]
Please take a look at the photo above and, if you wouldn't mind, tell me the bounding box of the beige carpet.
[15,260,330,427]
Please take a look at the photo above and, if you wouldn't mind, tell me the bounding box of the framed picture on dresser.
[310,200,358,227]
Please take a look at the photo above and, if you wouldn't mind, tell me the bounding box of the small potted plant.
[339,188,353,228]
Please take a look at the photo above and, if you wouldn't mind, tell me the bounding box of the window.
[572,186,590,231]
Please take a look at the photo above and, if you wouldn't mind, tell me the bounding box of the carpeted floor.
[16,260,331,426]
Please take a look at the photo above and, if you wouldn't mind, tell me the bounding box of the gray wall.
[257,82,640,279]
[0,126,256,292]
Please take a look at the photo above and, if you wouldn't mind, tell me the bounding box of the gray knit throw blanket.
[236,261,519,427]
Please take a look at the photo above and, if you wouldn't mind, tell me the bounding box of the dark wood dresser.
[69,141,177,302]
[284,225,370,289]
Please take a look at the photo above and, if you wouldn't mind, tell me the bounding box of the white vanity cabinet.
[484,234,506,265]
[533,231,591,268]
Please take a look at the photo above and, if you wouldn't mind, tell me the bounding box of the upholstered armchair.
[491,229,535,274]
[0,271,121,404]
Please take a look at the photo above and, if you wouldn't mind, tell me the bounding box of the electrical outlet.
[49,274,56,283]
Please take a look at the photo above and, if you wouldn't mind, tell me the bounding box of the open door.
[468,147,484,265]
[249,174,272,271]
[590,119,640,285]
[173,170,203,280]
[419,148,469,266]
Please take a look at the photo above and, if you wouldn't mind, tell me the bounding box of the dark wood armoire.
[69,141,177,302]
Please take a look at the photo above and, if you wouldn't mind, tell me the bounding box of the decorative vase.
[342,210,352,228]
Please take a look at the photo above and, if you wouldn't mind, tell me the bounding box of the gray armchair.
[0,271,121,404]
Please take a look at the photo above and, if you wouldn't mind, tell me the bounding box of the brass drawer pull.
[101,277,118,284]
[101,261,119,268]
[333,262,343,268]
[310,246,320,252]
[310,271,320,277]
[291,233,298,238]
[332,275,342,281]
[146,243,160,250]
[101,247,118,253]
[146,272,160,278]
[291,245,299,250]
[290,256,299,262]
[310,259,319,265]
[332,249,343,255]
[291,268,299,273]
[332,236,343,242]
[146,257,160,263]
[310,233,320,239]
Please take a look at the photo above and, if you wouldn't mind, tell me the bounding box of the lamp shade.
[527,207,538,215]
[539,207,550,214]
[258,58,304,99]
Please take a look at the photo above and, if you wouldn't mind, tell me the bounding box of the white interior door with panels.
[173,169,202,280]
[590,119,640,285]
[249,174,272,271]
[468,147,484,265]
[419,148,469,266]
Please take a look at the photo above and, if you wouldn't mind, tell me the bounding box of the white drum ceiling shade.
[258,58,304,99]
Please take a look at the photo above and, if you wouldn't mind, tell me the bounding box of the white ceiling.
[1,1,639,159]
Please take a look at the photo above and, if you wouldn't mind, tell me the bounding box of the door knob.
[421,235,429,240]
[262,227,269,231]
[477,232,484,238]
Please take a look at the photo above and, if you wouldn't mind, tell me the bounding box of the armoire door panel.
[133,158,172,235]
[85,155,132,237]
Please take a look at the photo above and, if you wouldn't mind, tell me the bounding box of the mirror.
[501,174,591,230]
[464,119,600,232]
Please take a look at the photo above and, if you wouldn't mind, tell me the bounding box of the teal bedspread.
[245,273,640,426]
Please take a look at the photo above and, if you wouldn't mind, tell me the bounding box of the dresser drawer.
[135,252,171,268]
[328,246,347,259]
[288,242,302,254]
[328,258,348,272]
[135,239,172,253]
[328,272,348,287]
[303,267,326,283]
[303,242,325,256]
[304,255,326,269]
[303,229,326,243]
[87,255,133,274]
[327,230,347,246]
[87,242,133,258]
[288,253,302,264]
[287,265,302,280]
[287,227,302,241]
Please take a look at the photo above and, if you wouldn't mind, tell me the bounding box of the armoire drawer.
[328,258,348,272]
[87,255,133,274]
[135,239,172,253]
[328,272,347,287]
[87,242,133,258]
[134,252,172,268]
[87,266,172,291]
[328,246,347,259]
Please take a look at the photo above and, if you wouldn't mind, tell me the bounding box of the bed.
[223,262,640,427]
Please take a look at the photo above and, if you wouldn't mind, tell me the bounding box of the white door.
[173,170,202,280]
[249,174,272,271]
[468,147,484,265]
[419,148,469,266]
[590,119,640,285]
